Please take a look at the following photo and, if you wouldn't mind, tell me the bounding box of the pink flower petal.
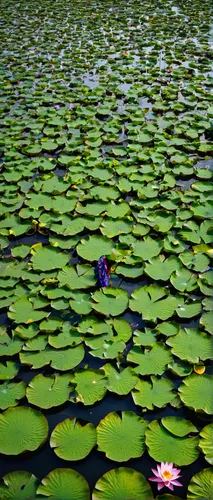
[151,469,161,478]
[157,482,165,491]
[167,483,174,491]
[171,480,183,487]
[149,477,163,483]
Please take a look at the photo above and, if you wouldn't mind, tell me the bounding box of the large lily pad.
[92,468,153,500]
[0,407,48,455]
[166,328,213,363]
[199,424,213,465]
[179,374,213,414]
[0,471,39,500]
[26,373,72,409]
[8,297,48,324]
[97,411,148,462]
[92,288,129,316]
[30,244,70,270]
[73,369,107,405]
[37,469,90,500]
[132,376,176,410]
[20,344,84,370]
[77,235,114,261]
[145,418,199,466]
[129,285,179,321]
[0,381,26,410]
[103,364,138,395]
[50,418,97,460]
[127,343,172,375]
[187,468,213,499]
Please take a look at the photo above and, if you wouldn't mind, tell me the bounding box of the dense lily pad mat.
[0,0,213,497]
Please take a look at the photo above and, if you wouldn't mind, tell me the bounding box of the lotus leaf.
[129,285,179,321]
[199,424,213,465]
[50,418,96,460]
[166,328,213,363]
[73,369,107,405]
[179,374,213,414]
[92,288,129,316]
[26,373,72,409]
[58,264,96,289]
[145,419,199,466]
[187,468,213,499]
[132,376,176,410]
[103,364,138,395]
[92,468,153,500]
[77,235,114,261]
[0,407,48,455]
[0,381,25,410]
[127,343,172,375]
[30,244,70,270]
[0,471,39,500]
[8,297,49,324]
[133,236,163,260]
[37,469,90,500]
[20,344,84,370]
[97,411,148,462]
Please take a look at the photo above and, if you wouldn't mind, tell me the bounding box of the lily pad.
[73,369,107,405]
[20,344,84,371]
[187,468,213,499]
[26,374,72,409]
[166,328,213,363]
[37,469,90,500]
[0,381,26,410]
[8,297,48,324]
[145,418,199,466]
[30,244,69,270]
[97,411,148,462]
[127,343,172,376]
[0,471,39,500]
[50,418,96,460]
[92,288,129,316]
[133,236,163,260]
[199,424,213,465]
[103,364,138,395]
[92,468,153,500]
[132,376,176,410]
[179,374,213,414]
[0,407,48,455]
[77,235,114,261]
[129,285,179,321]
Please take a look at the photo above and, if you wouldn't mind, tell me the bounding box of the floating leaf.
[132,376,176,410]
[92,468,153,500]
[103,364,138,395]
[30,244,69,270]
[0,362,19,381]
[8,297,48,324]
[20,344,84,371]
[77,235,114,261]
[26,374,72,409]
[166,328,213,363]
[0,407,48,455]
[37,469,90,500]
[133,236,163,260]
[127,344,172,376]
[73,369,107,405]
[161,417,197,437]
[0,381,26,410]
[50,418,96,460]
[187,468,213,499]
[145,255,181,281]
[199,424,213,465]
[0,471,39,500]
[97,411,148,462]
[92,288,129,316]
[145,418,199,466]
[129,285,179,321]
[179,374,213,414]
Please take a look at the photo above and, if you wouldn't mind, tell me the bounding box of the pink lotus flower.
[149,462,183,491]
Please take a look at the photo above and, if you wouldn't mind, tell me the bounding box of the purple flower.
[149,462,183,491]
[96,256,111,287]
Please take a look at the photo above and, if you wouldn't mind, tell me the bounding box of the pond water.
[0,0,213,499]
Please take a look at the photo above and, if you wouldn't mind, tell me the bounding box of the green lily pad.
[97,411,148,462]
[0,381,26,410]
[166,328,213,363]
[187,468,213,499]
[50,418,96,460]
[145,255,181,281]
[58,264,96,289]
[20,344,84,370]
[127,343,172,376]
[73,369,107,405]
[8,297,48,324]
[30,244,70,270]
[145,418,199,466]
[103,364,138,395]
[161,417,197,437]
[0,471,39,500]
[199,424,213,465]
[0,407,48,455]
[37,469,90,500]
[92,468,153,500]
[26,374,72,409]
[132,376,176,410]
[77,235,114,261]
[133,236,163,260]
[200,311,213,334]
[129,285,179,321]
[92,288,129,316]
[179,374,213,414]
[0,361,19,381]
